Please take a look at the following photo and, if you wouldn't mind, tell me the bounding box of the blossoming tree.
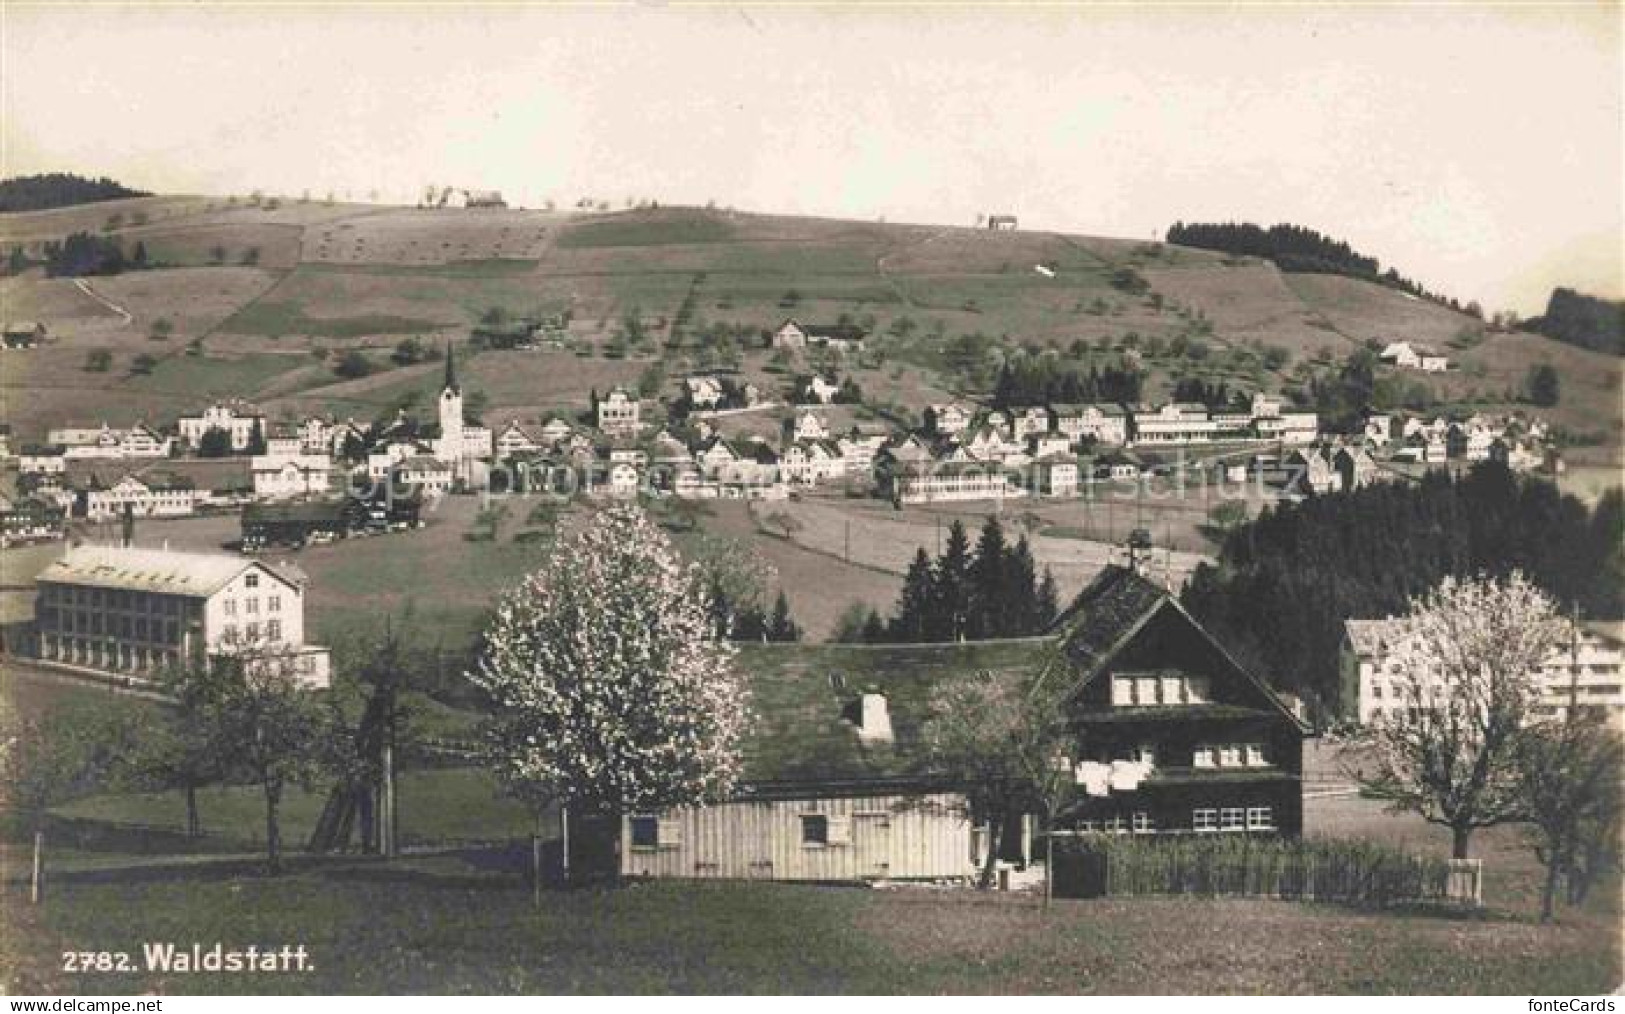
[1356,572,1566,859]
[470,505,750,861]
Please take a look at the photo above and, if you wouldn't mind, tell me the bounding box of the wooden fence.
[1053,836,1481,907]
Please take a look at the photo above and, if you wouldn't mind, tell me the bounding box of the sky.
[3,4,1620,314]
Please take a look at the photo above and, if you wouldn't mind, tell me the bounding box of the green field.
[4,872,1617,995]
[3,665,1618,994]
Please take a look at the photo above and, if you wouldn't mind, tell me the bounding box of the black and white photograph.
[0,1,1621,998]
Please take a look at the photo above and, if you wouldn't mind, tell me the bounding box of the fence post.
[531,833,543,909]
[30,830,44,905]
[1446,858,1482,907]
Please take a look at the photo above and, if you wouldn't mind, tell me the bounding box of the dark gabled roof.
[1049,564,1311,733]
[1048,565,1167,677]
[732,639,1052,786]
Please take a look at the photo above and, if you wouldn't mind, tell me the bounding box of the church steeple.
[443,341,459,395]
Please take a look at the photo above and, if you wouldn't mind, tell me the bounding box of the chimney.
[857,692,893,745]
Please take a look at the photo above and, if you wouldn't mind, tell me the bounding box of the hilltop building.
[771,319,868,354]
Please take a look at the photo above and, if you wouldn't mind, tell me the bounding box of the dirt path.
[71,278,133,325]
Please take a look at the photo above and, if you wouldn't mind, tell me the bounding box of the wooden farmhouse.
[616,564,1308,882]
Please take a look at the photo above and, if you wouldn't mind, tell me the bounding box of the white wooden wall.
[620,792,977,881]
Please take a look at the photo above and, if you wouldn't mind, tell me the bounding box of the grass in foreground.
[3,863,1618,995]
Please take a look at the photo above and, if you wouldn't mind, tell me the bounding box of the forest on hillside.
[1165,221,1471,313]
[1182,462,1624,720]
[1523,288,1625,356]
[0,173,148,213]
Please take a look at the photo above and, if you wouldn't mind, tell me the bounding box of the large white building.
[47,423,172,460]
[33,546,331,687]
[595,387,641,436]
[82,475,205,521]
[1341,617,1624,729]
[177,402,265,452]
[251,454,334,499]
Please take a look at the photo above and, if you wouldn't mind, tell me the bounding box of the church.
[431,344,494,484]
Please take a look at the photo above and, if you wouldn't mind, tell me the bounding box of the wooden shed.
[619,639,1050,882]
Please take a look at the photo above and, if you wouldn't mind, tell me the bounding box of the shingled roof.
[731,639,1052,790]
[1048,565,1168,678]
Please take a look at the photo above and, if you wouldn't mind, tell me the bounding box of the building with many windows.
[1340,617,1625,729]
[33,545,330,686]
[177,402,265,452]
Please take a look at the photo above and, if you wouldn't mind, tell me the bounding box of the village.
[0,314,1566,550]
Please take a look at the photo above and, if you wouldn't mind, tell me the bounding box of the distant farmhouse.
[32,545,331,687]
[619,562,1308,882]
[987,215,1018,231]
[1378,341,1449,372]
[770,319,868,354]
[2,321,47,349]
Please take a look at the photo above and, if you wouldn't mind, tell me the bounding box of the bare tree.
[919,649,1074,895]
[1353,573,1565,859]
[1517,709,1623,920]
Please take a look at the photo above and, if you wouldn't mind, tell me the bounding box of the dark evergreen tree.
[967,518,1008,639]
[1035,567,1060,631]
[891,549,935,643]
[767,590,801,643]
[1183,461,1624,716]
[1004,535,1039,635]
[928,522,973,642]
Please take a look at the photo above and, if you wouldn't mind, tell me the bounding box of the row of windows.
[1192,743,1270,768]
[222,595,281,616]
[41,586,190,615]
[1111,674,1212,707]
[221,620,282,643]
[46,611,184,643]
[631,813,874,851]
[1192,807,1275,832]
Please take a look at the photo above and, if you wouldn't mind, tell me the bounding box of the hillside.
[3,198,1620,458]
[0,173,149,213]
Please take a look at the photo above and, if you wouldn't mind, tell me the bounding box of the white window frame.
[1111,676,1134,706]
[1192,808,1218,832]
[1220,807,1246,831]
[1132,811,1154,835]
[1246,807,1275,831]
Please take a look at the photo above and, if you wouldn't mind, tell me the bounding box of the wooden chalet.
[617,563,1307,882]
